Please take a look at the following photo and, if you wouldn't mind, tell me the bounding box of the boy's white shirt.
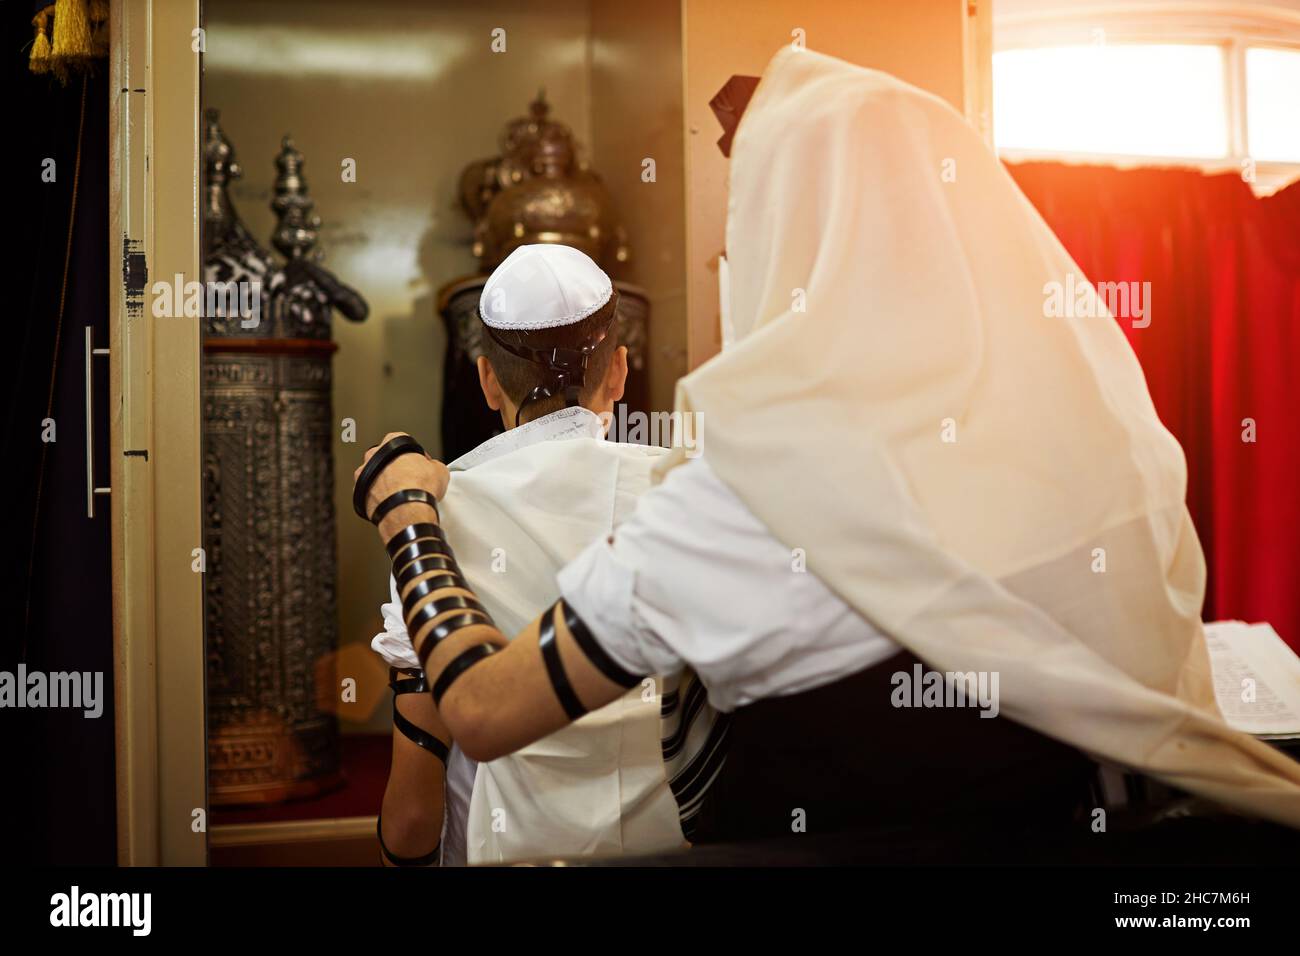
[373,406,684,864]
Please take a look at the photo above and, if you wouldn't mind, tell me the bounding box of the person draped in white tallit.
[371,244,683,865]
[354,47,1300,851]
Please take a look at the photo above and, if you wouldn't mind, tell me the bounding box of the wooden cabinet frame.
[109,0,208,866]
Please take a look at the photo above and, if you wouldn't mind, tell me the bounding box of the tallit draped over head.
[660,47,1300,825]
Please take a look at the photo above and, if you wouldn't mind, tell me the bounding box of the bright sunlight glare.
[1246,47,1300,162]
[993,44,1228,159]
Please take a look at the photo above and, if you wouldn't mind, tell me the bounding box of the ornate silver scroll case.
[202,111,367,806]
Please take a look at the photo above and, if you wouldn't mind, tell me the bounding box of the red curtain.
[1007,163,1300,651]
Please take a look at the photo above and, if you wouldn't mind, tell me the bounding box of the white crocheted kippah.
[479,244,613,331]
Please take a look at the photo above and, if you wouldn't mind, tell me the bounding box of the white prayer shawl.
[657,48,1300,825]
[385,408,685,862]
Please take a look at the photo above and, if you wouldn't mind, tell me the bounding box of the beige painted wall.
[590,1,688,409]
[205,0,599,730]
[681,0,972,368]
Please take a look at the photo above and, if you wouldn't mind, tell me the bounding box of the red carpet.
[212,733,391,824]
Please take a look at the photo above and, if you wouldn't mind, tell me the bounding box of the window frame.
[993,4,1300,193]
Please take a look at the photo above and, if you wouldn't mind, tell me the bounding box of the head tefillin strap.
[484,290,618,427]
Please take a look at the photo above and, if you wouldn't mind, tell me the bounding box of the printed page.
[1205,621,1300,738]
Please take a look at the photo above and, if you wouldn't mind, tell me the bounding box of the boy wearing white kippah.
[371,244,685,866]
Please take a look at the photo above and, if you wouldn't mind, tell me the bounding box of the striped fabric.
[660,669,732,841]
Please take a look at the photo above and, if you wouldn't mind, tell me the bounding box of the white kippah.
[479,244,613,331]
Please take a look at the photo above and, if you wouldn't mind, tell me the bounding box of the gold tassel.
[51,0,94,62]
[90,0,110,58]
[29,10,53,75]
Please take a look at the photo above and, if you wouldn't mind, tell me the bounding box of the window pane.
[994,44,1228,158]
[1246,47,1300,162]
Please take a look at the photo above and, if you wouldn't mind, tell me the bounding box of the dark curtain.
[3,3,115,864]
[1009,162,1300,652]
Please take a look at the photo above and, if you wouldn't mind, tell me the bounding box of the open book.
[1204,621,1300,740]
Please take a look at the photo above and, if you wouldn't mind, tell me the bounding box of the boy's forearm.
[381,646,452,864]
[382,690,448,856]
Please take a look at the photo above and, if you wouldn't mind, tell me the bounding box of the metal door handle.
[85,325,111,518]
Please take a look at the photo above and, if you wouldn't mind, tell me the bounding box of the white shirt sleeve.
[371,574,423,671]
[557,457,898,712]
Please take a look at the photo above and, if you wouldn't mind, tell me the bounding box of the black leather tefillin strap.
[399,554,496,700]
[372,488,440,526]
[393,523,493,673]
[386,522,455,568]
[354,435,436,523]
[388,667,449,764]
[432,644,499,706]
[482,291,618,427]
[377,817,442,868]
[537,598,645,720]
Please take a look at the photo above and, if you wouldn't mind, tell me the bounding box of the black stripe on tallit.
[661,674,709,761]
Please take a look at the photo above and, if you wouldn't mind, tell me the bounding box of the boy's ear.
[477,355,505,411]
[604,346,628,402]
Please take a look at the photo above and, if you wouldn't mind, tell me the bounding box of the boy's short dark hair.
[479,292,620,422]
